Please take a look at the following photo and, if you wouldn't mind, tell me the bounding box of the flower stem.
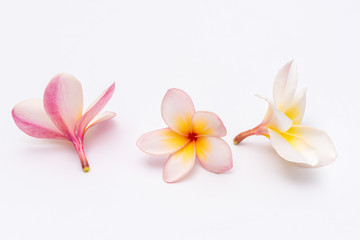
[233,125,268,145]
[73,141,90,172]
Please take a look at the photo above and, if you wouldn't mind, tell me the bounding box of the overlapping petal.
[191,111,227,137]
[273,60,298,110]
[268,129,318,166]
[75,83,115,137]
[43,73,83,139]
[287,126,337,167]
[257,95,292,132]
[85,111,116,132]
[283,88,306,124]
[163,142,196,183]
[12,99,67,140]
[161,88,195,135]
[137,128,190,156]
[195,136,233,173]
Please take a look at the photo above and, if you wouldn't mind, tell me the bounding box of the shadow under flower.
[235,140,320,185]
[83,120,119,149]
[142,155,202,183]
[16,119,119,171]
[143,155,167,169]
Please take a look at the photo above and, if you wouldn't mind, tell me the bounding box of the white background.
[0,0,359,239]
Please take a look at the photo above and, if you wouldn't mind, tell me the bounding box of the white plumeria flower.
[233,60,337,167]
[137,88,233,183]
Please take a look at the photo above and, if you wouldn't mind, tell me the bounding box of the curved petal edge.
[12,99,67,140]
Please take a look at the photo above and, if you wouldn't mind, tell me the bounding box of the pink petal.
[287,125,337,167]
[75,83,115,138]
[191,111,227,137]
[273,60,298,110]
[43,73,83,140]
[85,111,116,132]
[257,95,292,132]
[137,128,190,156]
[161,88,195,136]
[195,136,233,173]
[268,128,318,166]
[163,142,196,183]
[12,99,67,140]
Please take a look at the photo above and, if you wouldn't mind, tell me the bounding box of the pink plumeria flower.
[234,60,337,167]
[137,88,233,183]
[12,73,115,172]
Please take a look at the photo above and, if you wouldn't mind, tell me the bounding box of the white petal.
[163,142,196,183]
[268,128,318,166]
[273,60,298,109]
[287,125,337,167]
[257,95,292,132]
[161,88,195,135]
[191,111,227,137]
[283,88,306,125]
[137,128,190,156]
[195,137,233,173]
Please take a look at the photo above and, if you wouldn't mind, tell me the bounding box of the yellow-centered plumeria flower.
[137,88,233,183]
[234,60,337,167]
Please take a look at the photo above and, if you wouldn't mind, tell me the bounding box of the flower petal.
[273,60,298,110]
[268,128,318,166]
[85,111,116,132]
[43,73,83,139]
[257,95,292,132]
[75,83,115,137]
[191,111,227,137]
[287,125,337,167]
[283,88,306,125]
[163,141,195,183]
[12,99,67,140]
[161,88,195,135]
[195,136,233,173]
[137,128,190,156]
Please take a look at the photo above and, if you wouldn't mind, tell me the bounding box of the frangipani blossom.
[12,73,116,172]
[233,60,337,167]
[137,88,233,183]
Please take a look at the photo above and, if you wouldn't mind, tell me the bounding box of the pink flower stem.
[233,124,269,145]
[73,140,89,172]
